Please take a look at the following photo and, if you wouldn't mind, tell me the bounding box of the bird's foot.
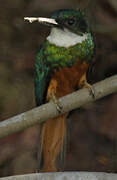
[79,73,95,98]
[83,81,95,98]
[79,79,95,98]
[51,92,63,113]
[46,79,62,112]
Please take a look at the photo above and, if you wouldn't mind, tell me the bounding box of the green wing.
[35,45,51,106]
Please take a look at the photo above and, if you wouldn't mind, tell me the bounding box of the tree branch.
[0,75,117,139]
[0,171,117,180]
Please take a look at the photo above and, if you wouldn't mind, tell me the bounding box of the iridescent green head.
[51,9,90,36]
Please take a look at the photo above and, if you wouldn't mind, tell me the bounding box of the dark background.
[0,0,117,177]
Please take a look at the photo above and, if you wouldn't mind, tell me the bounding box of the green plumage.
[51,9,89,35]
[44,33,94,67]
[35,45,50,106]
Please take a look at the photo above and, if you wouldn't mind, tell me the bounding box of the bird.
[24,9,95,172]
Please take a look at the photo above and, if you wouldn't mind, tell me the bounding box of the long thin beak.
[24,17,58,27]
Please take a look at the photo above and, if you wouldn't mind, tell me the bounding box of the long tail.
[38,113,67,172]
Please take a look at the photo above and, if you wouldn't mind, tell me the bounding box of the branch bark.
[0,75,117,139]
[0,172,117,180]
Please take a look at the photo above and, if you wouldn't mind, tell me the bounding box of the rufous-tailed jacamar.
[24,9,95,172]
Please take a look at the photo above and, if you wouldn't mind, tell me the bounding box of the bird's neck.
[47,27,88,48]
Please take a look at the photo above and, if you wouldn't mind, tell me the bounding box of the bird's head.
[25,9,89,36]
[50,9,89,36]
[24,9,91,47]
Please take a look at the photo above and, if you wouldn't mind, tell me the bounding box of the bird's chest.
[47,58,89,99]
[44,36,94,69]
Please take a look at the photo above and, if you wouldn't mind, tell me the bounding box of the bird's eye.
[67,18,76,26]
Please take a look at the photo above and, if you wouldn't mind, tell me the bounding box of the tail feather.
[38,113,67,172]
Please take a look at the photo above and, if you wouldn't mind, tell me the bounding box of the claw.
[83,82,95,98]
[88,85,95,98]
[89,86,95,98]
[79,73,95,98]
[56,103,63,113]
[51,92,63,113]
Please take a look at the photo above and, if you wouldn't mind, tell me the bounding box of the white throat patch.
[47,28,88,48]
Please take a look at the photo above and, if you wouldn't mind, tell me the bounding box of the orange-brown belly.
[47,59,89,100]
